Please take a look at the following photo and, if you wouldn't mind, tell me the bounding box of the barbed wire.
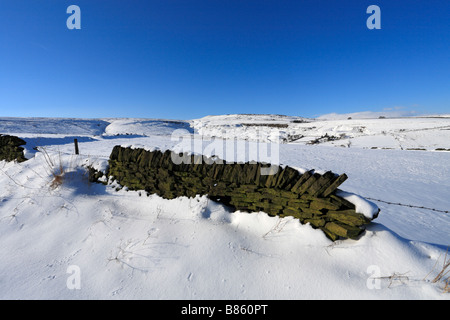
[364,197,450,214]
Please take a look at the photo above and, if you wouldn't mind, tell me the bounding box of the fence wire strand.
[365,197,449,214]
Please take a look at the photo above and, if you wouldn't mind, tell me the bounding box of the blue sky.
[1,0,449,119]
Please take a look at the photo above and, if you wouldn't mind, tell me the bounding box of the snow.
[335,190,379,220]
[0,116,449,300]
[104,118,193,137]
[191,114,312,143]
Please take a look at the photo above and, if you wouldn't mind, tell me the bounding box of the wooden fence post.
[74,139,79,155]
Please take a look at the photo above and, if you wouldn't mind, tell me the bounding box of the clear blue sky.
[1,0,449,119]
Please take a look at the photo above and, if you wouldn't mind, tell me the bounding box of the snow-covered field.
[192,114,450,150]
[0,115,449,300]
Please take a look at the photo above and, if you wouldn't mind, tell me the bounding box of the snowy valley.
[0,115,449,299]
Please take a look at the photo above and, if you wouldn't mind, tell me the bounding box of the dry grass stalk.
[425,247,450,293]
[39,147,65,189]
[50,174,64,189]
[432,249,450,287]
[378,272,410,288]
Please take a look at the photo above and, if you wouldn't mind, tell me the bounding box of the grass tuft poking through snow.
[424,248,450,293]
[38,148,66,190]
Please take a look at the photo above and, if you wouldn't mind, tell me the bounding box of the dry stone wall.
[107,146,379,241]
[0,134,27,162]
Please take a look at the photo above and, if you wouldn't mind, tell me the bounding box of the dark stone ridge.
[105,146,379,241]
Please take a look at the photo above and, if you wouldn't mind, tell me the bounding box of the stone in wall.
[0,134,27,163]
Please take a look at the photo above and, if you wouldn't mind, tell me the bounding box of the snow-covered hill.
[0,115,449,299]
[191,114,450,150]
